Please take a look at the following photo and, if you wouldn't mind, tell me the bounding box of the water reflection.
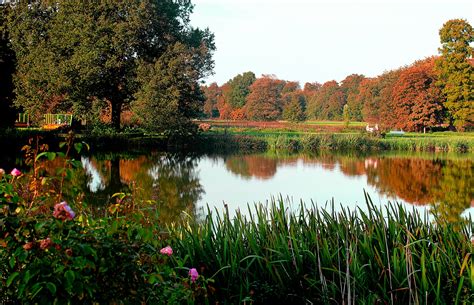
[40,151,473,225]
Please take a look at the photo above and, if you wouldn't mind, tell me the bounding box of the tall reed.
[170,195,473,304]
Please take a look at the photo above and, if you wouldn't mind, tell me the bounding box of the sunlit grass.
[170,195,473,304]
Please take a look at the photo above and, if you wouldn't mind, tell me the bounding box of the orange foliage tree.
[391,58,445,131]
[245,75,286,121]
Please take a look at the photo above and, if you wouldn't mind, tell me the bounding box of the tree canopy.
[436,19,474,130]
[5,0,215,132]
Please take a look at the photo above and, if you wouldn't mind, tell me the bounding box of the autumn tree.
[6,0,214,131]
[391,58,445,132]
[357,70,401,126]
[282,91,306,122]
[216,83,232,119]
[340,74,365,121]
[245,75,285,121]
[306,80,344,120]
[202,83,221,118]
[303,82,322,95]
[436,19,474,131]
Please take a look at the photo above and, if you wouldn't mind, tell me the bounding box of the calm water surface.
[67,151,473,224]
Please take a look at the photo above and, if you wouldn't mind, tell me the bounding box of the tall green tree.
[133,42,206,136]
[6,0,214,131]
[436,19,474,131]
[224,71,256,109]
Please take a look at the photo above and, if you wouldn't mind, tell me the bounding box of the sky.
[190,0,474,86]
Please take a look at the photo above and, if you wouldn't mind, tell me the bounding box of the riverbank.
[2,128,473,154]
[2,195,471,304]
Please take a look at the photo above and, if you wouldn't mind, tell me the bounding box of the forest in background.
[202,20,474,132]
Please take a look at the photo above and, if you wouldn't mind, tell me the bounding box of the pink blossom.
[53,202,76,220]
[160,246,173,256]
[10,168,21,177]
[39,238,53,250]
[189,268,199,283]
[0,168,4,179]
[23,241,35,251]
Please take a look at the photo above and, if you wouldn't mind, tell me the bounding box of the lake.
[20,150,471,225]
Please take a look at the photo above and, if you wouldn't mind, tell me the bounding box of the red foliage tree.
[391,57,445,131]
[245,76,286,121]
[216,83,232,119]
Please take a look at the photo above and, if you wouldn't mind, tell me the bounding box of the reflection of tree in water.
[431,160,473,224]
[365,158,443,205]
[147,154,203,224]
[225,155,277,180]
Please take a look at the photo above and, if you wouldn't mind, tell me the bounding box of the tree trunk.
[111,101,122,131]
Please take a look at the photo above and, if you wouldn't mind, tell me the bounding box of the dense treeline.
[203,19,473,132]
[0,0,214,134]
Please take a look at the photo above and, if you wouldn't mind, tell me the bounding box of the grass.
[170,195,473,304]
[203,129,474,153]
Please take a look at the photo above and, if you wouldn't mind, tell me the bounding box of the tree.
[6,0,214,131]
[282,91,306,122]
[0,4,16,128]
[342,104,350,128]
[202,82,221,118]
[391,58,445,132]
[224,71,256,109]
[133,43,206,136]
[340,74,365,121]
[245,76,285,121]
[306,80,344,120]
[436,19,474,131]
[357,70,401,126]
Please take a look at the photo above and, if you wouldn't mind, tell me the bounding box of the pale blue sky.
[191,0,474,86]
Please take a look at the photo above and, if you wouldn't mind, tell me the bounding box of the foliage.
[5,0,214,131]
[341,74,365,121]
[282,91,306,122]
[342,104,350,128]
[436,19,474,131]
[0,139,212,304]
[171,196,473,304]
[132,42,205,137]
[306,80,345,120]
[0,4,15,128]
[202,82,222,118]
[245,76,286,121]
[224,71,256,109]
[390,57,445,131]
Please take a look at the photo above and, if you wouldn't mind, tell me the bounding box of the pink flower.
[23,241,35,251]
[10,168,21,177]
[53,202,76,220]
[160,246,173,256]
[39,238,53,250]
[189,268,199,283]
[0,168,4,179]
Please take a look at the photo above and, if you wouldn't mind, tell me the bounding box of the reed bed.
[170,195,473,304]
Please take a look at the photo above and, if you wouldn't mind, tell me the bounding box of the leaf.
[59,142,67,148]
[46,282,57,295]
[6,272,19,287]
[35,152,49,162]
[46,152,57,161]
[74,143,83,153]
[65,270,75,286]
